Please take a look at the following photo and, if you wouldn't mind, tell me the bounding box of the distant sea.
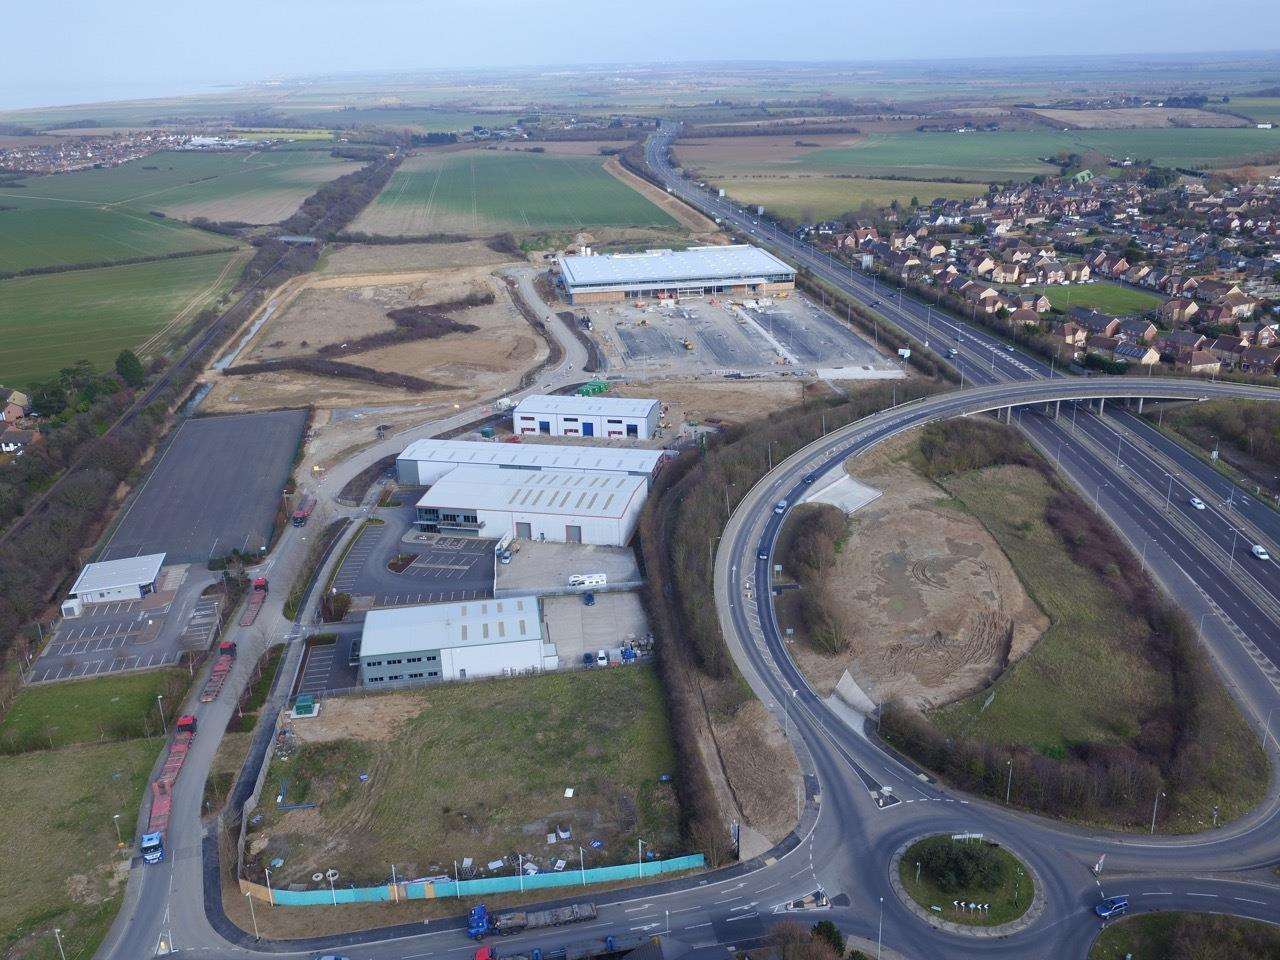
[0,79,241,113]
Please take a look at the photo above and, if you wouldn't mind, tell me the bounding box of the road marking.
[1234,897,1266,904]
[1187,893,1217,898]
[1142,892,1173,896]
[724,912,758,923]
[685,922,712,929]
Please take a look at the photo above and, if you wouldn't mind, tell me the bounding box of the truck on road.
[239,578,268,627]
[139,714,198,864]
[199,640,236,702]
[468,903,597,941]
[291,495,316,527]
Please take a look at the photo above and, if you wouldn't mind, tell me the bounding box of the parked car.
[581,652,595,666]
[596,649,609,667]
[347,640,361,668]
[498,549,512,564]
[583,591,596,606]
[1253,544,1271,561]
[1094,896,1128,920]
[1189,497,1206,510]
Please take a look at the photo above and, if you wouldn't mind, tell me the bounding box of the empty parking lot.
[100,409,308,564]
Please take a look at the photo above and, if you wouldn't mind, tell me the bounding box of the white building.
[359,596,552,686]
[513,395,660,441]
[396,438,667,487]
[556,244,796,304]
[63,553,166,614]
[415,465,647,546]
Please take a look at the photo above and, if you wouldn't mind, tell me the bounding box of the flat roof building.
[415,465,647,546]
[557,244,796,304]
[396,438,667,487]
[513,394,661,440]
[359,596,552,686]
[63,553,166,615]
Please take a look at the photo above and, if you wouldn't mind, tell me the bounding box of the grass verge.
[898,836,1033,927]
[1090,912,1280,959]
[283,517,350,620]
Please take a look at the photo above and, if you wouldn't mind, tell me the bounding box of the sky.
[4,0,1280,110]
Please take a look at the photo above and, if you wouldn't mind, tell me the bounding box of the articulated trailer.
[474,932,653,960]
[239,578,268,626]
[139,714,198,864]
[199,640,236,702]
[468,903,597,941]
[291,495,316,527]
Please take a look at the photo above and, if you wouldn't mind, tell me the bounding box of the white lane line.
[685,922,713,929]
[1143,892,1173,896]
[1234,897,1266,904]
[1187,893,1217,898]
[724,913,759,923]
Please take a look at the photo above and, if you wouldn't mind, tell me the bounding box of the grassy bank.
[883,419,1268,832]
[1091,912,1280,959]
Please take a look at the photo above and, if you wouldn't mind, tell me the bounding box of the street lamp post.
[1150,790,1165,835]
[579,846,588,887]
[53,928,67,960]
[1005,759,1013,805]
[156,694,166,736]
[112,813,122,845]
[637,838,648,879]
[1164,473,1174,512]
[518,854,525,893]
[876,896,884,960]
[264,867,275,906]
[245,890,260,939]
[326,869,339,906]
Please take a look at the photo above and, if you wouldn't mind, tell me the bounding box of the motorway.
[91,129,1280,960]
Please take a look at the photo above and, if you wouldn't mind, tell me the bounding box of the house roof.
[69,553,166,597]
[360,596,542,659]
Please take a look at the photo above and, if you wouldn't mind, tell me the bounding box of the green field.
[799,128,1280,181]
[1029,281,1164,315]
[1232,98,1280,125]
[0,670,192,960]
[0,670,187,751]
[710,175,986,220]
[248,665,681,887]
[353,150,679,236]
[0,251,243,384]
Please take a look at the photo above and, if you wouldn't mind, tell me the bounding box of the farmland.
[798,128,1280,181]
[352,149,679,236]
[0,250,245,384]
[1232,98,1280,125]
[245,665,682,888]
[5,147,356,224]
[708,175,987,221]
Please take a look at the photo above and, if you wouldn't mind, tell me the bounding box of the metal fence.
[242,854,706,905]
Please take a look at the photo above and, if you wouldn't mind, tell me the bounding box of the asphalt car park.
[331,508,496,608]
[99,409,308,564]
[294,629,361,695]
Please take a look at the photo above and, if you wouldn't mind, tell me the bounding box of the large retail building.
[557,244,795,304]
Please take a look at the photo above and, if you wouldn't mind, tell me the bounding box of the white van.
[568,573,607,588]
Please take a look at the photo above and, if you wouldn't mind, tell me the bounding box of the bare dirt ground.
[201,262,546,413]
[289,692,422,744]
[789,431,1047,708]
[708,698,800,843]
[1030,107,1249,129]
[526,141,636,156]
[602,157,720,234]
[319,239,517,275]
[612,378,806,430]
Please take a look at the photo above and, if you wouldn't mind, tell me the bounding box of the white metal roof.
[361,596,542,658]
[69,553,166,596]
[398,438,665,475]
[513,394,659,419]
[417,465,647,520]
[557,244,794,289]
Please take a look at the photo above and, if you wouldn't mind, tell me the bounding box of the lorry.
[473,933,649,960]
[199,640,237,702]
[239,578,268,627]
[468,903,597,941]
[291,495,316,527]
[139,714,198,864]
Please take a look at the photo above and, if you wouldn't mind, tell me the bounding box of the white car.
[774,500,789,514]
[1253,544,1271,561]
[1189,497,1206,510]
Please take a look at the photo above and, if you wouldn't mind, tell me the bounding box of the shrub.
[916,836,1006,893]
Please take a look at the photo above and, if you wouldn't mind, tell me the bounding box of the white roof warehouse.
[557,244,796,304]
[415,465,648,546]
[396,438,667,486]
[66,553,166,606]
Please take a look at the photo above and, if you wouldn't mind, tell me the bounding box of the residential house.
[1034,258,1067,284]
[1013,292,1052,313]
[1160,298,1199,325]
[1117,318,1158,343]
[1239,346,1280,374]
[0,428,37,454]
[1008,307,1043,327]
[1209,335,1248,366]
[1069,307,1121,338]
[990,259,1021,284]
[0,389,30,424]
[1174,349,1221,375]
[1065,261,1092,283]
[1113,341,1160,366]
[1157,330,1207,354]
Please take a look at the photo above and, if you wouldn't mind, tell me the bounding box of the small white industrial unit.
[358,596,552,686]
[415,464,647,546]
[395,438,667,486]
[513,394,660,440]
[63,553,166,613]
